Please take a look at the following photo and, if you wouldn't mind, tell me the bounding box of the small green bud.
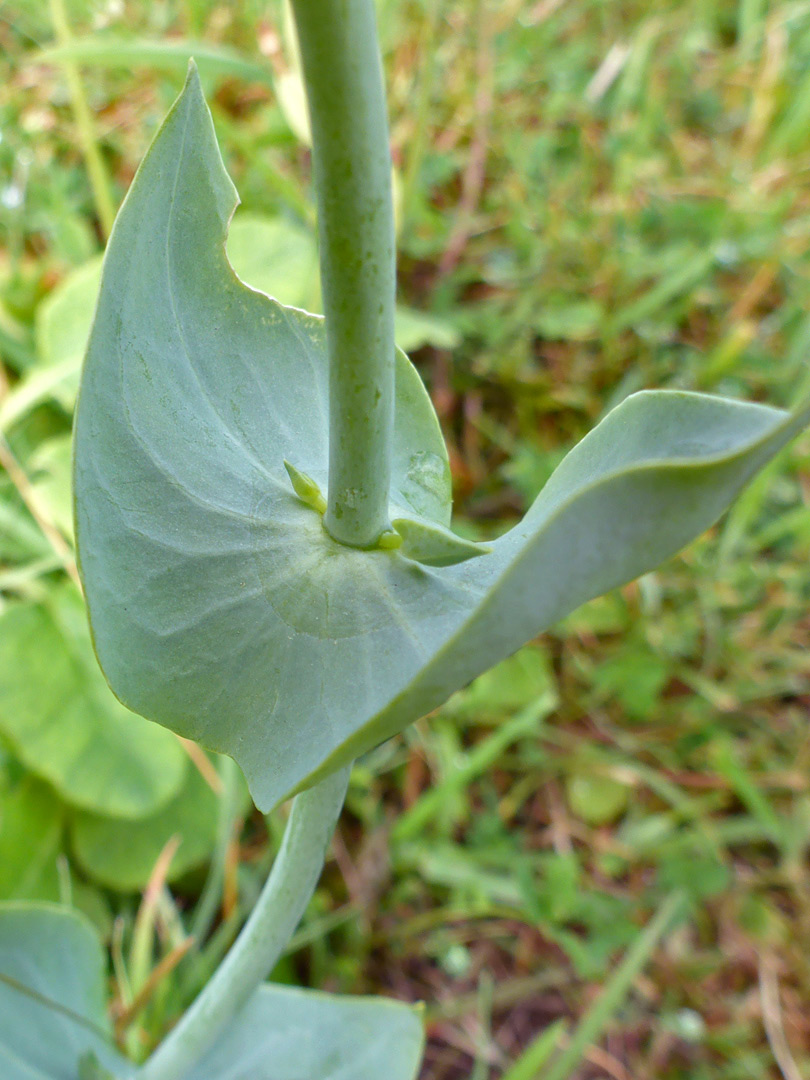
[378,529,403,550]
[284,460,327,515]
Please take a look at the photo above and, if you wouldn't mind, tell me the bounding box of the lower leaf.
[185,982,425,1080]
[74,67,810,812]
[0,903,132,1080]
[0,902,424,1080]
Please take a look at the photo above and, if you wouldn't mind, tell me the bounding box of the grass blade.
[392,695,554,843]
[540,891,687,1080]
[500,1019,567,1080]
[36,37,273,88]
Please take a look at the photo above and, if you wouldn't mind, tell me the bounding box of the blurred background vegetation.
[3,0,810,1077]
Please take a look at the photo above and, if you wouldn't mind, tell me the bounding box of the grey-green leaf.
[392,516,491,567]
[0,586,186,818]
[16,212,452,437]
[185,983,424,1080]
[0,903,132,1080]
[73,66,810,812]
[0,903,421,1080]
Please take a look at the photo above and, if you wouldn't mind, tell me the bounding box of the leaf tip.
[391,517,491,567]
[182,56,205,103]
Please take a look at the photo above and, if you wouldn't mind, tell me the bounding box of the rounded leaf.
[0,587,186,818]
[74,67,810,811]
[0,776,63,901]
[186,983,424,1080]
[0,903,132,1079]
[71,759,241,891]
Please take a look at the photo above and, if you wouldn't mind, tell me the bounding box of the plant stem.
[48,0,116,239]
[138,766,350,1080]
[290,0,396,548]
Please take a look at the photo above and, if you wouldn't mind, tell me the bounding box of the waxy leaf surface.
[74,68,810,810]
[0,903,421,1080]
[15,213,452,432]
[0,904,132,1080]
[185,983,424,1080]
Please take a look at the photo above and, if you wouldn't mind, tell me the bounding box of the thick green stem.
[290,0,396,548]
[138,767,350,1080]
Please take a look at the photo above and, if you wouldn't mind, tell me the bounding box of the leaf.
[591,644,670,722]
[78,1056,118,1080]
[500,1020,566,1080]
[278,0,312,145]
[1,257,101,431]
[0,586,186,818]
[29,434,74,539]
[0,254,99,429]
[391,516,490,567]
[16,215,454,439]
[36,257,104,396]
[0,494,52,562]
[0,903,132,1080]
[276,71,312,146]
[566,772,629,826]
[227,214,320,311]
[74,67,810,812]
[185,982,424,1080]
[0,256,104,433]
[0,358,82,432]
[71,758,233,892]
[36,37,273,88]
[392,305,461,352]
[442,644,555,721]
[657,852,731,902]
[0,775,63,901]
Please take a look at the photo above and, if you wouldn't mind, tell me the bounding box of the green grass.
[2,0,810,1077]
